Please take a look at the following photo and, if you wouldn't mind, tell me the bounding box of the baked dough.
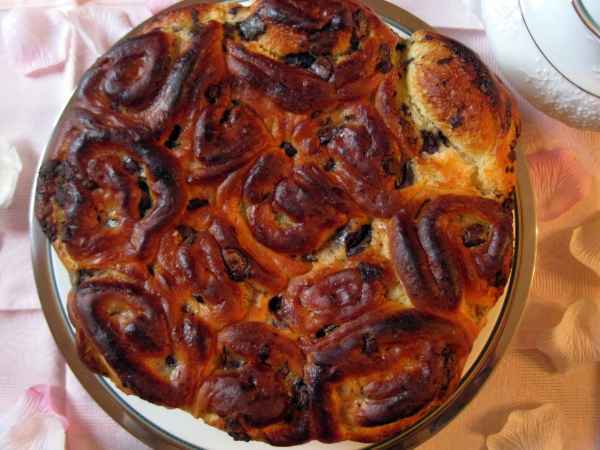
[35,0,519,444]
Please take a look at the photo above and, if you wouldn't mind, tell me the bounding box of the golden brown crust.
[405,31,519,198]
[304,307,471,442]
[35,0,519,445]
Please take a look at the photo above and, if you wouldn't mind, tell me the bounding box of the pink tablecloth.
[0,1,599,449]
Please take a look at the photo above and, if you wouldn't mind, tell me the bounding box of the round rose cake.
[35,0,520,445]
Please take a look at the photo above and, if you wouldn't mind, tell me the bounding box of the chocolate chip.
[414,199,431,220]
[326,13,345,30]
[164,124,182,149]
[449,111,464,129]
[382,158,402,176]
[220,107,233,125]
[258,344,270,362]
[462,223,487,248]
[323,158,335,171]
[284,52,316,69]
[440,347,456,394]
[395,161,414,190]
[280,141,298,157]
[61,224,78,241]
[77,269,94,286]
[165,355,177,367]
[350,33,360,52]
[205,84,221,104]
[479,77,494,96]
[502,194,515,212]
[401,57,414,70]
[309,29,337,56]
[137,178,152,218]
[352,9,369,40]
[82,179,99,190]
[187,198,209,211]
[292,379,309,410]
[176,225,197,242]
[421,130,440,154]
[122,156,140,174]
[225,418,250,442]
[238,15,266,41]
[54,181,80,209]
[268,295,283,312]
[315,325,337,339]
[376,60,393,73]
[221,347,243,370]
[362,333,378,355]
[41,221,57,242]
[439,132,450,147]
[152,165,175,185]
[222,248,251,282]
[376,44,392,73]
[494,271,508,287]
[437,57,453,65]
[421,130,451,154]
[277,362,290,377]
[318,126,336,146]
[345,224,372,257]
[358,262,383,283]
[241,374,257,391]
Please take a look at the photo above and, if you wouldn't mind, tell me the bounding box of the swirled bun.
[35,0,519,445]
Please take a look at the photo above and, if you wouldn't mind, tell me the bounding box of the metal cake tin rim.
[29,1,537,448]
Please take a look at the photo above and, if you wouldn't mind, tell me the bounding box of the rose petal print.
[66,5,133,56]
[1,8,71,76]
[570,213,600,278]
[64,6,134,89]
[526,149,592,222]
[146,0,179,14]
[486,404,565,450]
[535,298,600,372]
[0,385,69,450]
[0,138,22,209]
[531,229,600,302]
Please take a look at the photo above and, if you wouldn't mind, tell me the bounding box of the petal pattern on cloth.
[0,138,22,209]
[0,385,69,450]
[530,230,600,303]
[486,404,565,450]
[64,5,134,88]
[532,298,600,372]
[66,5,133,55]
[526,149,592,222]
[1,8,71,76]
[146,0,179,14]
[570,213,600,278]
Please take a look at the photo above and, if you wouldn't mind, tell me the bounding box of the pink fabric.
[0,1,598,449]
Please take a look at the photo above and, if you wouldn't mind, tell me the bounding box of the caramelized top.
[35,0,519,445]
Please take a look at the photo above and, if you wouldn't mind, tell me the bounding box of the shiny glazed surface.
[34,0,520,445]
